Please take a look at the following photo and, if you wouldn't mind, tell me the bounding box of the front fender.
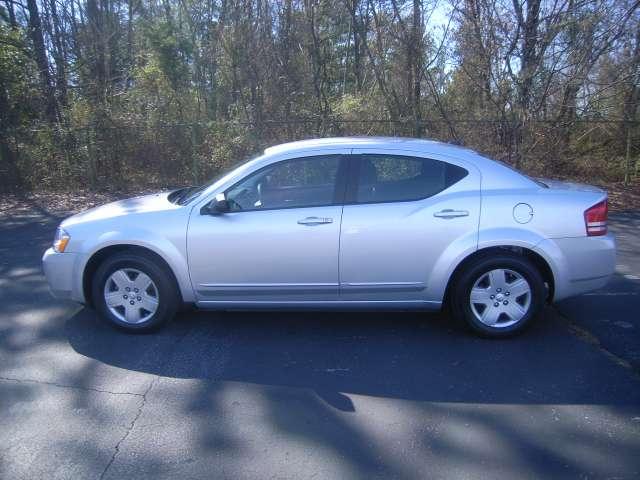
[74,228,195,304]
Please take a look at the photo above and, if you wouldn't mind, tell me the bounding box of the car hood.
[61,191,177,227]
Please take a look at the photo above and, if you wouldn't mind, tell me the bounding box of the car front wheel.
[92,251,179,332]
[450,253,546,338]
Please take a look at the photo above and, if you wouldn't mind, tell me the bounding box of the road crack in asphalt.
[98,323,194,480]
[555,308,640,377]
[0,376,145,397]
[99,375,158,480]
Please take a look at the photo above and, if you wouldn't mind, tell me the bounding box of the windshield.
[170,153,262,205]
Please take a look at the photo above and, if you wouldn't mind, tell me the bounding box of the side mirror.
[203,193,230,215]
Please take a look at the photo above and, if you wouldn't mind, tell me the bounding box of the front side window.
[225,155,341,211]
[354,154,468,203]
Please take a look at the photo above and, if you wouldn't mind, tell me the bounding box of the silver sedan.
[42,137,616,337]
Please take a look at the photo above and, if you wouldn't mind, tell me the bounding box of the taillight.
[584,199,608,236]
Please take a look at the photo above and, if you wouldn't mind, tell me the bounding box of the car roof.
[264,137,477,157]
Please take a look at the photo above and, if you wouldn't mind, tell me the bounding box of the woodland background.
[1,0,639,194]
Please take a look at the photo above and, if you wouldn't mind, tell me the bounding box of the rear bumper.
[42,248,85,302]
[534,234,616,301]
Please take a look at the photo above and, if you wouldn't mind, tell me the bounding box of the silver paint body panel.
[42,137,616,310]
[339,147,481,303]
[188,205,343,302]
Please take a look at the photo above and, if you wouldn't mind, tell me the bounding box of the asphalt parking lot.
[1,204,639,479]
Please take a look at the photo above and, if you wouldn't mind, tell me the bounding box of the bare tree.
[26,0,57,120]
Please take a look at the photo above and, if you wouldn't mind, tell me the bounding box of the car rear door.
[339,149,481,304]
[187,154,348,304]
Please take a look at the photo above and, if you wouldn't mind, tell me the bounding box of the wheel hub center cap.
[495,293,505,302]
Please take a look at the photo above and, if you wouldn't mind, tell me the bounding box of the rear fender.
[429,227,561,303]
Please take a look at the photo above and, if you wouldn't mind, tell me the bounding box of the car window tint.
[226,155,340,211]
[355,154,468,203]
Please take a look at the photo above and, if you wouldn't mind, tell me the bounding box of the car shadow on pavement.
[59,305,640,478]
[2,207,640,478]
[65,305,640,408]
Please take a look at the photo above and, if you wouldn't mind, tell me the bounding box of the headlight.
[53,227,70,253]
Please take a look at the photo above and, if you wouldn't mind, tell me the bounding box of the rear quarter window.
[355,154,468,203]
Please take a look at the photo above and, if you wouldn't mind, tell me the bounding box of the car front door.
[187,154,347,305]
[339,150,480,304]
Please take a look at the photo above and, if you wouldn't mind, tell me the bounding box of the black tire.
[449,253,546,338]
[92,250,179,333]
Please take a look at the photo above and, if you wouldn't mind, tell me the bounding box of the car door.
[187,154,347,304]
[339,150,480,304]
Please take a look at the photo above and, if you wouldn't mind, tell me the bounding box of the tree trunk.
[5,0,17,28]
[49,0,68,106]
[516,0,541,115]
[622,27,640,184]
[0,69,22,190]
[412,0,422,136]
[26,0,58,121]
[350,0,362,92]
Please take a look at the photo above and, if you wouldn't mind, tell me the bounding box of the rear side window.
[353,154,468,203]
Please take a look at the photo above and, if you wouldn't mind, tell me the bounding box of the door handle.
[433,209,469,219]
[297,216,333,226]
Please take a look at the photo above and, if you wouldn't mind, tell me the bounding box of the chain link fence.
[2,118,638,192]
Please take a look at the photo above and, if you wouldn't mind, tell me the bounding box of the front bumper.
[535,234,616,301]
[42,247,83,301]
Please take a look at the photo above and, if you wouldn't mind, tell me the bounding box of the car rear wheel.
[92,251,179,332]
[450,253,546,337]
